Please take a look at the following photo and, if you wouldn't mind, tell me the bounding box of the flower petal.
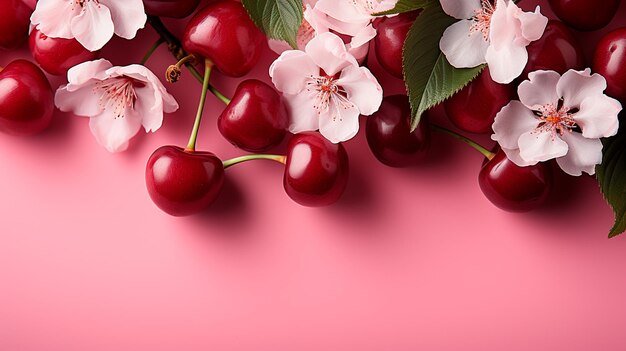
[574,95,621,139]
[488,0,517,50]
[66,59,112,88]
[70,1,113,51]
[283,92,320,134]
[305,32,358,76]
[31,0,78,39]
[100,0,146,40]
[485,39,528,83]
[55,82,103,117]
[70,2,115,51]
[491,101,539,150]
[439,0,481,19]
[88,108,143,153]
[270,50,319,95]
[556,132,603,176]
[336,65,382,116]
[440,19,488,68]
[516,6,548,42]
[501,146,536,167]
[517,70,560,109]
[518,130,569,163]
[315,0,371,23]
[556,69,607,110]
[318,101,361,143]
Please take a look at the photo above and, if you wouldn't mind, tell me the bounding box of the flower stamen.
[93,77,138,119]
[470,0,496,40]
[305,75,354,121]
[533,101,578,139]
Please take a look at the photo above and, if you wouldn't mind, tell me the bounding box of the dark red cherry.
[182,1,265,77]
[374,10,420,79]
[593,28,626,103]
[522,20,585,81]
[29,28,100,76]
[366,94,430,167]
[547,0,620,31]
[284,132,349,207]
[145,146,225,216]
[478,149,553,212]
[218,79,289,152]
[0,60,54,136]
[444,67,514,134]
[0,0,32,49]
[143,0,201,18]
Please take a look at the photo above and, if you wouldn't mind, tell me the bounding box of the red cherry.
[0,60,54,136]
[29,27,99,76]
[593,27,626,103]
[145,146,225,216]
[478,149,553,212]
[143,0,201,18]
[284,132,349,207]
[218,79,289,152]
[522,20,585,81]
[547,0,620,31]
[0,0,32,49]
[182,1,265,77]
[366,95,430,167]
[443,67,515,134]
[374,10,420,79]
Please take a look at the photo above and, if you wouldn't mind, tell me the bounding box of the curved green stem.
[147,15,230,105]
[140,38,164,65]
[223,154,287,169]
[185,60,213,152]
[430,124,495,160]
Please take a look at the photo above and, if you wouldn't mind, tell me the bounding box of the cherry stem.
[223,154,287,169]
[146,16,231,105]
[430,124,495,160]
[185,59,213,152]
[140,38,164,65]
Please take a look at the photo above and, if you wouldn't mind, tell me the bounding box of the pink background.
[2,1,626,350]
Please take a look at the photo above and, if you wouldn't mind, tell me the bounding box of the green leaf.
[241,0,303,49]
[596,125,626,238]
[403,3,484,130]
[374,0,435,15]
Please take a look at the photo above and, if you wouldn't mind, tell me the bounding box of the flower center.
[306,74,354,121]
[470,0,496,41]
[75,0,99,8]
[533,101,579,139]
[94,77,139,119]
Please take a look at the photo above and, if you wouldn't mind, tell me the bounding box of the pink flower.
[492,69,621,176]
[31,0,147,51]
[439,0,547,83]
[55,59,179,152]
[270,32,383,143]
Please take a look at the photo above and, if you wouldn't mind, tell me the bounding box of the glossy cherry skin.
[522,20,585,81]
[29,28,100,76]
[0,60,54,136]
[218,79,289,152]
[548,0,620,31]
[593,28,626,103]
[374,10,420,79]
[479,149,553,212]
[366,95,430,167]
[284,132,349,207]
[183,1,265,77]
[143,0,201,18]
[0,0,32,49]
[145,146,225,216]
[444,67,515,134]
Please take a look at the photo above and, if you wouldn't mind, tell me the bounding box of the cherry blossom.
[492,69,621,176]
[31,0,147,51]
[439,0,547,83]
[55,59,179,152]
[269,32,383,143]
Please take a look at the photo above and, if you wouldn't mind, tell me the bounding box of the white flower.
[492,69,622,176]
[55,59,179,152]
